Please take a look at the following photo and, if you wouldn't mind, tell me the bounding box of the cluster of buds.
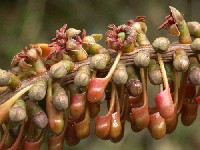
[0,6,200,149]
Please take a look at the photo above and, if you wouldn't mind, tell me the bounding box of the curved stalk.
[87,51,122,103]
[0,85,33,125]
[46,78,64,135]
[95,81,116,139]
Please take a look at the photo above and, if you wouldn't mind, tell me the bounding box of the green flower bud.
[136,33,150,46]
[91,34,103,42]
[0,69,10,86]
[26,47,39,61]
[152,37,170,52]
[191,38,200,52]
[67,48,88,62]
[134,50,150,67]
[66,28,81,37]
[112,63,128,84]
[74,65,91,87]
[188,57,200,85]
[90,53,110,70]
[148,60,162,85]
[82,35,96,44]
[187,22,200,38]
[173,49,189,72]
[9,99,26,122]
[28,78,47,101]
[126,66,142,96]
[50,60,74,78]
[84,43,106,55]
[188,65,200,85]
[26,100,48,129]
[0,69,21,89]
[52,83,68,110]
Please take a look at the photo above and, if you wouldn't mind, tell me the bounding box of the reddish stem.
[0,123,10,149]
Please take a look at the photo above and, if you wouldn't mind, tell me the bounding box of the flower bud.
[148,60,162,85]
[152,37,170,52]
[26,101,48,129]
[134,50,150,67]
[82,35,96,44]
[188,58,200,85]
[173,49,189,72]
[187,22,200,38]
[0,69,10,86]
[74,65,91,87]
[126,78,142,97]
[52,83,68,110]
[137,33,150,46]
[112,63,128,84]
[191,38,200,52]
[25,47,39,61]
[91,34,103,42]
[148,112,166,140]
[65,28,81,37]
[126,66,142,96]
[9,99,26,122]
[90,53,110,70]
[28,78,47,101]
[67,48,88,62]
[50,60,74,78]
[84,43,106,54]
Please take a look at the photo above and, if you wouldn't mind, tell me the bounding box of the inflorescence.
[0,6,200,149]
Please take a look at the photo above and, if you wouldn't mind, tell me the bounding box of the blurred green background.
[1,0,200,150]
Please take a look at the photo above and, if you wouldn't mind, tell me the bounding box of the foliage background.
[0,0,200,149]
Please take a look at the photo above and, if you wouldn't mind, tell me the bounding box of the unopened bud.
[134,50,150,67]
[126,66,142,96]
[9,99,26,122]
[66,28,81,37]
[152,37,170,52]
[0,69,10,86]
[187,22,200,38]
[52,83,68,110]
[91,34,103,42]
[82,36,96,45]
[74,65,91,87]
[26,101,48,129]
[148,60,162,85]
[90,53,110,70]
[112,63,128,84]
[188,57,200,85]
[0,69,21,89]
[191,38,200,52]
[50,60,74,78]
[28,78,47,101]
[173,49,189,72]
[126,78,142,97]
